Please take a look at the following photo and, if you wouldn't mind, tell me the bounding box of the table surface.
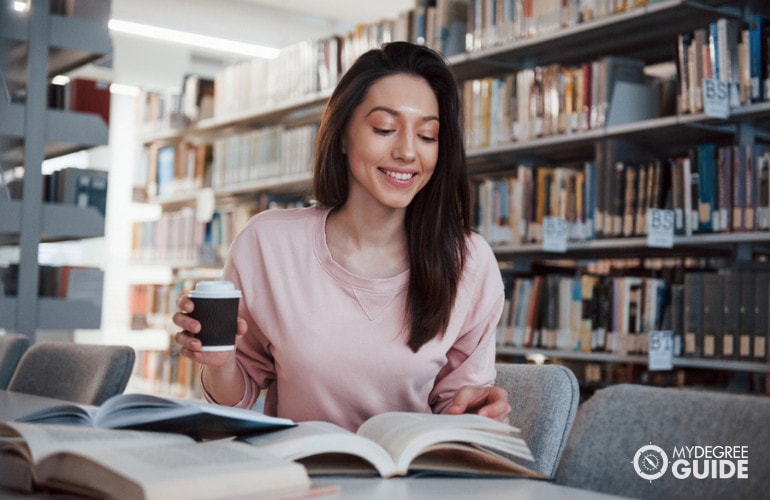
[310,476,629,499]
[0,390,628,499]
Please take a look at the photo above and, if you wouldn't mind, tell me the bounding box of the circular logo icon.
[633,444,668,481]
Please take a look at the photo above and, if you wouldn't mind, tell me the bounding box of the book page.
[36,440,311,500]
[13,402,97,425]
[356,412,532,474]
[92,393,294,439]
[408,443,544,478]
[0,422,193,463]
[0,391,96,424]
[241,420,397,477]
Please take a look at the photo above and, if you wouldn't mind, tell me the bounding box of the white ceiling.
[234,0,417,26]
[112,0,417,50]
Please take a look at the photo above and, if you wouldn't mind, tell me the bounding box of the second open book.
[241,411,544,479]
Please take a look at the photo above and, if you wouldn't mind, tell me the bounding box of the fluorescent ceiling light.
[108,19,279,59]
[51,75,70,85]
[13,1,28,12]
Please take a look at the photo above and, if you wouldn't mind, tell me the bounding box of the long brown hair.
[313,41,471,352]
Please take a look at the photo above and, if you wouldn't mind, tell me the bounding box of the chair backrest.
[495,363,580,477]
[0,333,30,390]
[8,341,136,405]
[554,384,770,499]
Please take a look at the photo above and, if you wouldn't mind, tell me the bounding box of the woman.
[173,41,511,431]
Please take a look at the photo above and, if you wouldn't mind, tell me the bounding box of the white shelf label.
[702,78,730,119]
[542,216,568,252]
[647,209,674,248]
[648,330,674,371]
[196,188,215,223]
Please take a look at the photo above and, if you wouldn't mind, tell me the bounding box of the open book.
[12,392,295,440]
[0,421,313,499]
[241,411,544,479]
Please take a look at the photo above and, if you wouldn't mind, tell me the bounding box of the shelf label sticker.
[542,216,568,252]
[647,208,674,248]
[648,330,674,371]
[702,78,731,119]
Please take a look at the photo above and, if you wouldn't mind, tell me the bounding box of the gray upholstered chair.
[554,384,770,499]
[7,341,136,405]
[0,333,30,390]
[495,363,580,477]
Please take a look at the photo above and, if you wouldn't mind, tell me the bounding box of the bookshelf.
[132,0,770,396]
[0,0,111,339]
[458,0,770,395]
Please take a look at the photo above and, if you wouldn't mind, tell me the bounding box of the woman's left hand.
[445,385,512,424]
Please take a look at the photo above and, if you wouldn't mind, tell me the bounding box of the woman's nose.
[393,133,416,162]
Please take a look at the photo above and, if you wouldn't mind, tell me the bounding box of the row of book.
[466,0,656,52]
[210,124,316,191]
[135,88,186,137]
[497,272,669,356]
[131,194,310,267]
[4,167,108,217]
[130,346,203,400]
[213,37,339,120]
[129,283,177,331]
[145,142,210,200]
[677,16,770,114]
[47,77,111,126]
[129,276,197,332]
[131,207,206,266]
[0,264,103,305]
[138,1,468,130]
[472,140,770,246]
[496,267,770,363]
[43,167,109,217]
[578,362,687,390]
[683,270,770,362]
[462,55,658,148]
[142,124,317,202]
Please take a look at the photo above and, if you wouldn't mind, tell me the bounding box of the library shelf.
[497,346,770,374]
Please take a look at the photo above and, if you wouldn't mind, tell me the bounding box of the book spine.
[697,144,717,232]
[683,273,704,358]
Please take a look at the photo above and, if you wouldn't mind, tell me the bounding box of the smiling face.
[342,74,440,211]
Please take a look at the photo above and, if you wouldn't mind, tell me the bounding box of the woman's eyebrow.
[366,106,439,122]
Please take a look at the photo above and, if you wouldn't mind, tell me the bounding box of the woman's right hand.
[172,295,247,368]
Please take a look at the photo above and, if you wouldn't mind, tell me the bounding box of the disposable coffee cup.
[188,281,242,351]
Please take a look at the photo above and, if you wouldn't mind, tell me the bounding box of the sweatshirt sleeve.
[429,234,505,414]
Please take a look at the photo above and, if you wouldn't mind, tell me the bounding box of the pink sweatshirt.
[206,205,504,431]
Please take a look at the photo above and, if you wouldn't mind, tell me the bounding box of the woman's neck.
[325,205,409,278]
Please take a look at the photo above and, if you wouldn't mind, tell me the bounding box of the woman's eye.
[374,127,393,135]
[419,134,437,142]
